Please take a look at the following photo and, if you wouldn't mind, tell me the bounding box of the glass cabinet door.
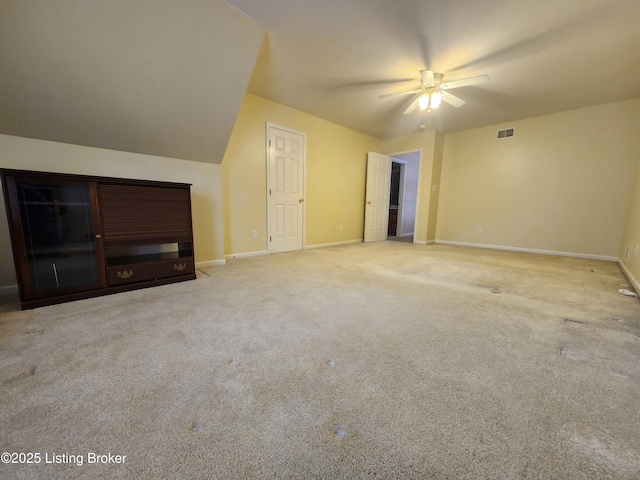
[16,180,101,297]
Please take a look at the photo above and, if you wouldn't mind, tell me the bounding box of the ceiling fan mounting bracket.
[422,72,444,88]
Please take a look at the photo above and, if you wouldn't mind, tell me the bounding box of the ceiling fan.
[380,70,489,114]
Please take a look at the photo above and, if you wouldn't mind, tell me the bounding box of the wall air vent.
[497,128,515,139]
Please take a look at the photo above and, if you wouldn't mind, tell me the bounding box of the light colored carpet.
[1,242,639,479]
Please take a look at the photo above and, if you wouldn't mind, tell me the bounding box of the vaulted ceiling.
[231,0,640,139]
[0,1,265,164]
[1,1,640,164]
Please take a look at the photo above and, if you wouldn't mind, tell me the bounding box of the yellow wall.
[3,95,639,289]
[619,156,640,291]
[221,93,381,256]
[0,134,224,288]
[437,98,640,259]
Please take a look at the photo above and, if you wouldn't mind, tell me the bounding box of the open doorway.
[387,161,403,238]
[387,152,419,242]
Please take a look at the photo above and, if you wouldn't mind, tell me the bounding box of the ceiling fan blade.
[440,74,489,90]
[441,91,466,108]
[403,96,421,114]
[420,70,435,87]
[379,89,422,99]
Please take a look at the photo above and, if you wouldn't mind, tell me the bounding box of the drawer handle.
[174,263,187,271]
[117,270,134,279]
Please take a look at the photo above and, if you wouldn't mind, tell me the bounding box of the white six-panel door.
[267,125,305,253]
[364,151,391,242]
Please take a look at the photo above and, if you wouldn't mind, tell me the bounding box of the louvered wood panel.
[99,184,192,245]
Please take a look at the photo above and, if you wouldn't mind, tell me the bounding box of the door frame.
[265,122,307,253]
[390,158,407,237]
[389,149,422,242]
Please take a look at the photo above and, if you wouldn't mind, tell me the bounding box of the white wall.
[437,99,640,259]
[0,134,224,289]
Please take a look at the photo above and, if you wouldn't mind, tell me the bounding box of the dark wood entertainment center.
[1,169,196,309]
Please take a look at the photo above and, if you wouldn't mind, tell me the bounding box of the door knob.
[367,200,372,205]
[299,198,304,203]
[95,234,101,239]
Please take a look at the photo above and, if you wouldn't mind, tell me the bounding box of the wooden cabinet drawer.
[106,257,194,286]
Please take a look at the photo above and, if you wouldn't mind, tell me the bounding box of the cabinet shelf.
[107,250,192,267]
[27,242,96,257]
[20,201,92,207]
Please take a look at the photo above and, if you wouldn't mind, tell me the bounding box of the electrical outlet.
[635,244,639,256]
[339,225,343,232]
[477,227,483,234]
[252,230,257,239]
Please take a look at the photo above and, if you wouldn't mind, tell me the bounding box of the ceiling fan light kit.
[381,69,489,115]
[418,91,443,111]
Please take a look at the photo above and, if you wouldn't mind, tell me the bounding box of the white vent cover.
[497,128,515,139]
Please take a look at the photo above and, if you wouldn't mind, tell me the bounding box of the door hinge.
[269,236,272,242]
[269,140,271,147]
[269,189,272,195]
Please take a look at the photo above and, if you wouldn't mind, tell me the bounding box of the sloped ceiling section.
[0,0,265,164]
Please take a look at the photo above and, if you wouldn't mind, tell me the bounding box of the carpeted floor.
[388,235,413,243]
[1,242,639,479]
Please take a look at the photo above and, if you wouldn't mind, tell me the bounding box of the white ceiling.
[0,0,264,164]
[229,0,640,138]
[1,1,639,163]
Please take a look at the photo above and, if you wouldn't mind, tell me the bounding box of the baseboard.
[434,240,617,262]
[0,284,19,295]
[224,250,268,260]
[426,240,436,245]
[618,260,640,293]
[413,240,428,245]
[196,259,227,268]
[305,239,363,250]
[225,242,364,257]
